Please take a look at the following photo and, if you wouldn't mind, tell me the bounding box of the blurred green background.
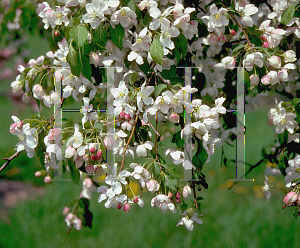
[1,33,300,248]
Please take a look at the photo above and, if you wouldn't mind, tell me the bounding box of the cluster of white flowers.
[7,0,300,232]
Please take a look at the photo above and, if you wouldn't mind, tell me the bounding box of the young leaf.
[164,175,178,191]
[93,122,103,130]
[281,4,295,25]
[154,84,167,97]
[153,162,161,177]
[67,159,80,185]
[93,23,108,51]
[66,40,81,77]
[109,24,125,50]
[69,25,88,47]
[150,35,163,65]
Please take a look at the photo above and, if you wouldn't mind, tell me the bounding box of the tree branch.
[120,110,140,173]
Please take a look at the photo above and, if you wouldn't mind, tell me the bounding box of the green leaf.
[93,23,108,52]
[162,164,179,178]
[93,122,103,130]
[153,162,161,177]
[232,43,245,54]
[164,175,178,191]
[160,65,176,80]
[244,69,250,91]
[154,84,167,97]
[109,24,125,50]
[192,155,202,170]
[67,159,80,185]
[174,33,187,58]
[5,149,16,158]
[150,35,163,65]
[80,53,92,82]
[281,4,295,25]
[140,13,151,28]
[173,48,181,65]
[69,25,88,47]
[67,40,81,77]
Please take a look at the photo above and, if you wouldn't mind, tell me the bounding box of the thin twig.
[147,120,160,137]
[1,151,22,172]
[227,158,264,189]
[227,10,252,46]
[119,110,140,173]
[192,168,199,211]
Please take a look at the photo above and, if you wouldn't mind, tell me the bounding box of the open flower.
[66,124,83,148]
[176,210,202,231]
[137,82,154,112]
[262,175,271,202]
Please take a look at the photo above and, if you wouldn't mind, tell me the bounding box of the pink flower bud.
[89,52,101,66]
[175,192,181,198]
[250,74,259,85]
[91,154,97,161]
[22,93,31,103]
[9,123,18,134]
[230,29,237,35]
[168,192,173,198]
[44,175,52,184]
[119,111,126,119]
[284,50,296,62]
[96,150,103,157]
[17,121,24,130]
[146,179,159,193]
[260,36,267,41]
[123,203,130,212]
[90,147,96,153]
[54,31,60,37]
[261,74,270,85]
[118,203,122,209]
[133,196,139,203]
[50,92,60,105]
[35,171,42,177]
[94,166,103,174]
[65,146,76,158]
[83,178,93,188]
[104,137,113,150]
[11,80,23,93]
[183,185,192,199]
[283,192,298,204]
[86,165,94,174]
[263,41,270,48]
[62,207,70,215]
[32,84,43,94]
[268,56,281,69]
[169,113,180,123]
[176,198,181,204]
[83,154,89,162]
[125,114,131,120]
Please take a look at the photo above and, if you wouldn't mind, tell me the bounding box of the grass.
[1,103,300,248]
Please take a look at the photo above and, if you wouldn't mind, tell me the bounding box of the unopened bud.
[175,192,181,198]
[91,154,97,161]
[230,29,237,35]
[35,171,42,177]
[123,203,130,212]
[44,175,52,184]
[176,198,181,204]
[119,111,126,119]
[168,192,173,198]
[133,196,139,203]
[54,30,60,37]
[125,114,131,120]
[263,41,270,48]
[85,164,94,174]
[169,113,180,123]
[89,52,101,66]
[62,207,70,215]
[118,203,122,209]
